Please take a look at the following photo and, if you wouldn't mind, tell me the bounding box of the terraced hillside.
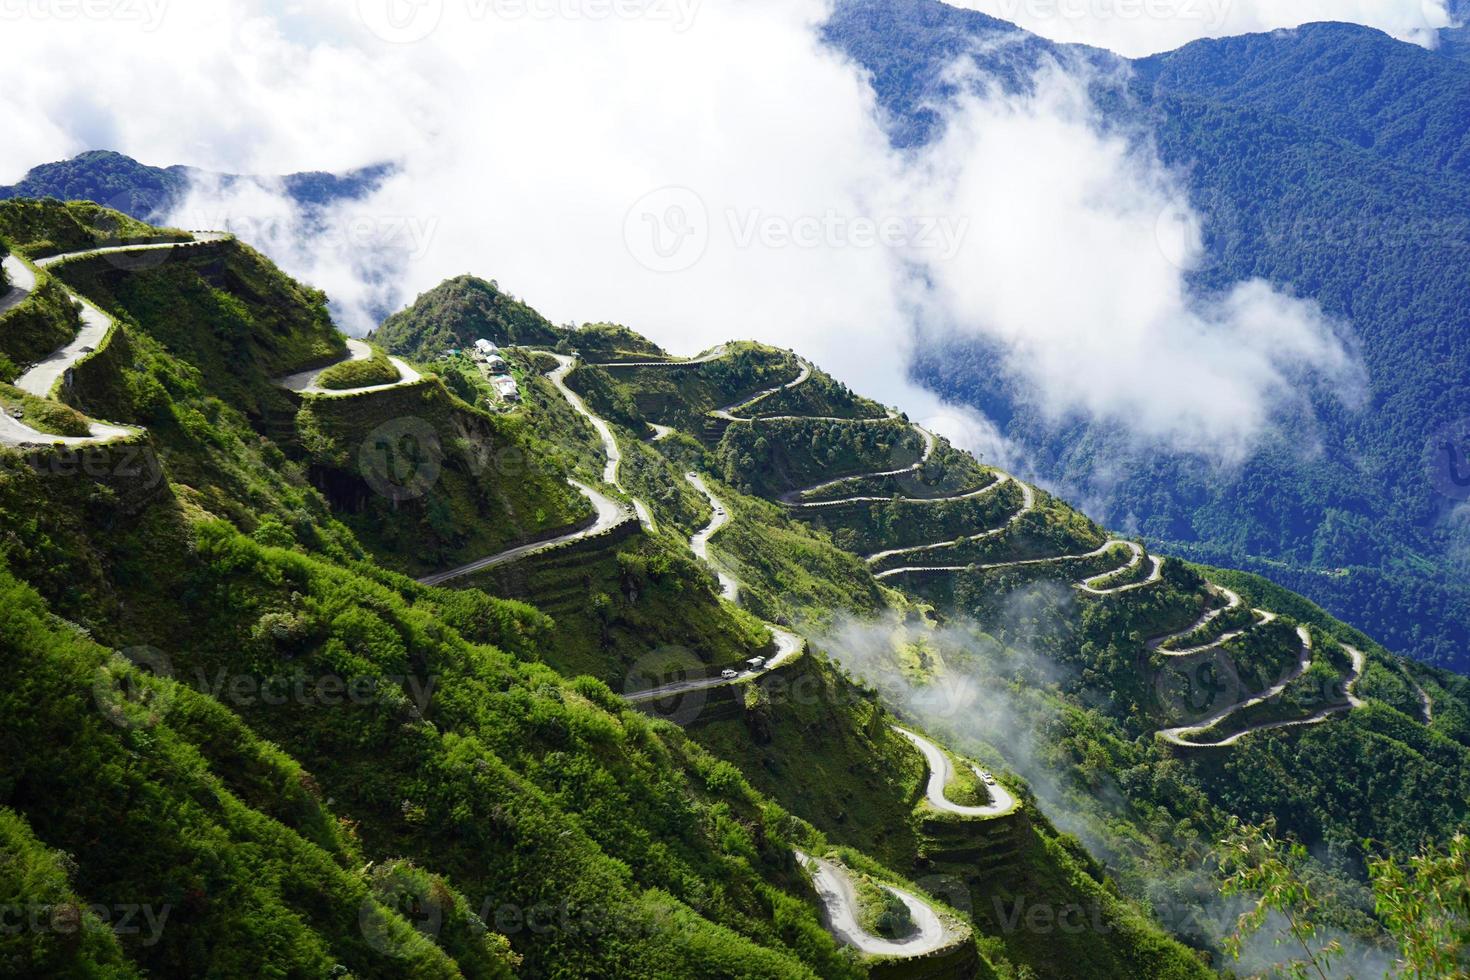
[557,336,1470,971]
[1,205,1466,977]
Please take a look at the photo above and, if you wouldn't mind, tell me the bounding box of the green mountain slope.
[372,276,561,362]
[1,203,1464,976]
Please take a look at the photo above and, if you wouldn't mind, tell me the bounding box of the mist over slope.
[7,0,1470,673]
[827,0,1470,673]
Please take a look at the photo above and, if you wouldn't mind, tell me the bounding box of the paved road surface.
[547,353,655,530]
[596,344,728,369]
[0,254,37,314]
[892,726,1017,818]
[621,470,802,704]
[623,627,801,704]
[794,850,952,958]
[1158,627,1318,747]
[417,479,628,586]
[865,479,1035,564]
[685,472,740,602]
[711,358,813,421]
[275,338,421,396]
[0,236,228,444]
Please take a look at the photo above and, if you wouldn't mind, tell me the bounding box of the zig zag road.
[892,726,1017,818]
[612,346,1044,961]
[699,357,1151,593]
[793,849,955,958]
[595,344,728,369]
[275,338,422,396]
[1157,636,1366,748]
[412,352,653,586]
[0,234,226,447]
[874,539,1153,594]
[673,348,1378,750]
[0,253,37,315]
[863,478,1034,566]
[1145,585,1246,653]
[416,479,628,587]
[547,353,657,531]
[691,351,1377,747]
[623,470,802,705]
[1140,582,1375,746]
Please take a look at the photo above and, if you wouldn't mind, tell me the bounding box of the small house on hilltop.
[492,374,521,403]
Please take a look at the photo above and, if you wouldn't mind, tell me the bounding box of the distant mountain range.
[0,149,394,223]
[9,4,1470,672]
[827,0,1470,674]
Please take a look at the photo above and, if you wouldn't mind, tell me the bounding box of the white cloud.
[0,0,1364,467]
[898,63,1364,458]
[952,0,1455,58]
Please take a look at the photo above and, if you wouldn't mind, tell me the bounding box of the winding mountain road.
[548,353,656,531]
[892,726,1016,818]
[623,468,805,705]
[0,235,229,446]
[685,472,740,602]
[33,233,229,271]
[619,342,1371,755]
[275,338,421,396]
[1078,544,1164,596]
[622,626,803,705]
[596,344,728,369]
[1164,642,1365,748]
[416,479,629,587]
[874,538,1137,583]
[1146,586,1244,652]
[794,850,953,958]
[1154,627,1362,748]
[0,253,37,315]
[711,358,813,421]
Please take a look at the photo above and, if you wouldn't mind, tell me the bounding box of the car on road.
[720,669,738,680]
[981,772,996,786]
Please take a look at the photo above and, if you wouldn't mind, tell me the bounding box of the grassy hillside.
[590,328,1470,974]
[0,264,82,378]
[294,377,591,576]
[371,275,561,361]
[0,198,188,258]
[3,201,1465,976]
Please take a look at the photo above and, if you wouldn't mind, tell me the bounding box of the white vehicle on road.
[720,669,739,680]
